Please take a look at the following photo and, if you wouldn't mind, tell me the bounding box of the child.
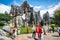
[17,27,20,35]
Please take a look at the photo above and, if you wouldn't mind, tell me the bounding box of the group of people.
[12,20,60,40]
[12,20,44,40]
[32,21,44,40]
[13,27,20,38]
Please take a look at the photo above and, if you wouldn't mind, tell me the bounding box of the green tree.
[0,11,12,26]
[54,9,60,25]
[50,17,55,24]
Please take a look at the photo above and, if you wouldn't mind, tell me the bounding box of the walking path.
[14,32,60,40]
[44,32,60,40]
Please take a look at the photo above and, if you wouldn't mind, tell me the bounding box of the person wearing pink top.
[13,27,17,38]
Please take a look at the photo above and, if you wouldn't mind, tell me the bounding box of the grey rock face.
[18,16,23,26]
[0,29,8,36]
[3,25,12,33]
[0,36,12,40]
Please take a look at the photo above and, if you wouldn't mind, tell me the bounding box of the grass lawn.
[0,26,33,34]
[20,27,33,34]
[11,27,33,34]
[0,26,33,38]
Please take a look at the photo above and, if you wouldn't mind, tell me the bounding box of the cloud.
[30,4,33,7]
[48,3,60,16]
[40,2,60,17]
[0,2,60,18]
[30,4,42,11]
[12,0,19,6]
[40,10,47,18]
[34,6,42,11]
[0,4,11,13]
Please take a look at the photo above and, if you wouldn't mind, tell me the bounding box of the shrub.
[0,22,5,26]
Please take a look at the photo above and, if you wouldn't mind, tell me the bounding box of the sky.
[0,0,60,17]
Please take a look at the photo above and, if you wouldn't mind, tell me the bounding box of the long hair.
[39,20,43,26]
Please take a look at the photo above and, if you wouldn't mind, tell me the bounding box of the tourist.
[13,27,17,38]
[32,21,36,39]
[32,25,36,39]
[32,30,36,39]
[17,27,20,35]
[26,23,29,33]
[26,27,29,33]
[58,27,60,37]
[52,27,54,33]
[41,26,44,40]
[43,24,47,35]
[36,22,43,40]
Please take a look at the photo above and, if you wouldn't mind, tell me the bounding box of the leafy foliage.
[50,17,55,24]
[0,11,12,26]
[20,27,33,34]
[54,9,60,25]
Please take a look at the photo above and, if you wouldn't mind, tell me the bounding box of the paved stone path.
[44,32,60,40]
[13,32,60,40]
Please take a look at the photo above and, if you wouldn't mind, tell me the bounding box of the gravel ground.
[13,32,60,40]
